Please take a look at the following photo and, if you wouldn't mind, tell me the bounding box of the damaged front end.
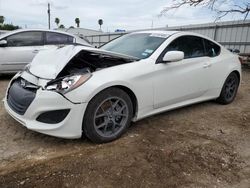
[7,45,138,106]
[30,45,137,84]
[45,48,138,94]
[3,45,139,138]
[28,45,138,80]
[46,72,92,95]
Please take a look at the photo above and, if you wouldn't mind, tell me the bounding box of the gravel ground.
[0,69,250,188]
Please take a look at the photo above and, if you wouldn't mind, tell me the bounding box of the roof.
[129,30,222,47]
[57,28,103,37]
[134,30,179,35]
[0,29,77,39]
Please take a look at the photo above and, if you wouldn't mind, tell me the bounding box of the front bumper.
[4,87,88,139]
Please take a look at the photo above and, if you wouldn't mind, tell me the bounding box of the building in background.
[58,27,102,38]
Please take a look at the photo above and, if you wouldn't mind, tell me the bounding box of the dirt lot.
[0,69,250,188]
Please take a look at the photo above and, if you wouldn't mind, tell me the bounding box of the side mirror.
[0,40,7,47]
[162,51,184,63]
[233,49,240,54]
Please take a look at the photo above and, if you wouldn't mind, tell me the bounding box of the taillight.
[238,56,244,64]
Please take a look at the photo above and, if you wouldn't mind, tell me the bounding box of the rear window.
[45,32,74,45]
[204,39,220,57]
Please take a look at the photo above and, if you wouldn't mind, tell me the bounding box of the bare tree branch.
[216,3,250,21]
[160,0,250,20]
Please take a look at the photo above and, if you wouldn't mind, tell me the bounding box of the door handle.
[32,49,39,53]
[203,63,212,68]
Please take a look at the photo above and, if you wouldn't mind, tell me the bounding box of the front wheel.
[83,88,133,143]
[216,72,240,105]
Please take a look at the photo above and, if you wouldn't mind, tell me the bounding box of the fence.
[85,20,250,55]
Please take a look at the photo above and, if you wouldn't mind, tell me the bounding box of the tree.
[75,18,80,28]
[59,24,65,29]
[161,0,250,20]
[0,16,4,24]
[0,24,20,30]
[0,16,21,30]
[55,17,60,27]
[98,19,103,31]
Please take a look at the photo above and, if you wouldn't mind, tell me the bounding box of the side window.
[6,32,43,47]
[166,36,205,59]
[204,39,220,57]
[68,36,74,43]
[45,32,74,45]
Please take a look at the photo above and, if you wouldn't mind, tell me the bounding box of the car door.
[44,32,74,51]
[0,31,44,72]
[203,38,222,90]
[153,35,212,109]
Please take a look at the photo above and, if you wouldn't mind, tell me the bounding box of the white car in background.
[0,29,90,74]
[4,31,241,143]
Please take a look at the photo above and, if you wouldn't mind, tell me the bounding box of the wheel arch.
[219,68,241,91]
[232,70,241,82]
[216,69,241,104]
[113,85,138,119]
[85,84,139,119]
[81,84,139,140]
[225,69,241,86]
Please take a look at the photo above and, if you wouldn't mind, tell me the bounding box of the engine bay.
[57,50,137,78]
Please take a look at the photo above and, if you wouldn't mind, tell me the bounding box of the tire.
[216,72,240,105]
[83,88,133,143]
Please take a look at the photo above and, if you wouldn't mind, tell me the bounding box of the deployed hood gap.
[56,50,136,78]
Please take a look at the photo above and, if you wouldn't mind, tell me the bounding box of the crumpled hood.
[29,45,93,79]
[29,45,138,80]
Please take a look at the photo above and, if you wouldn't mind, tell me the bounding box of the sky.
[0,0,246,32]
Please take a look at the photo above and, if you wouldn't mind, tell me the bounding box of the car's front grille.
[7,78,37,115]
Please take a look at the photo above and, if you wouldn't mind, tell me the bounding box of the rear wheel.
[83,88,133,143]
[216,72,239,104]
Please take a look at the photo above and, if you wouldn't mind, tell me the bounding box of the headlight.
[46,73,92,94]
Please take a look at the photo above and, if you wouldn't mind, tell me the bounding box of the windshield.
[100,33,169,59]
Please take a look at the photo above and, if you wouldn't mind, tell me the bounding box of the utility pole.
[48,3,51,29]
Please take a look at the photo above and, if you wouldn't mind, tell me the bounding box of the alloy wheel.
[224,75,238,101]
[94,97,129,138]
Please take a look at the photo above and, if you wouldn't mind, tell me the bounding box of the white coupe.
[4,30,241,143]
